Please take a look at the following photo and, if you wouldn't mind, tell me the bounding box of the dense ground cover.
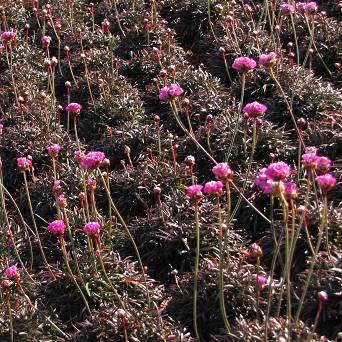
[0,0,341,341]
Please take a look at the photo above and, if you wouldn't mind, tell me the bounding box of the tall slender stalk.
[193,199,201,340]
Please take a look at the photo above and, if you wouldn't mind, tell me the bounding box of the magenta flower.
[58,194,68,208]
[41,35,52,47]
[232,57,256,73]
[47,144,62,158]
[212,162,233,180]
[284,182,298,199]
[159,84,184,101]
[1,31,16,43]
[258,275,267,286]
[86,178,97,190]
[258,52,277,68]
[185,155,196,166]
[66,103,82,116]
[17,157,32,172]
[203,180,224,195]
[74,150,85,163]
[0,123,3,134]
[317,291,328,302]
[84,222,101,235]
[265,162,291,181]
[280,3,296,14]
[304,2,318,15]
[250,243,263,258]
[316,156,331,175]
[302,153,318,170]
[186,184,203,199]
[315,173,336,193]
[243,101,268,118]
[81,151,106,169]
[5,266,19,279]
[52,180,62,194]
[48,220,66,235]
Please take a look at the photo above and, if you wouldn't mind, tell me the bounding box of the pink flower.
[185,155,196,166]
[41,35,51,47]
[232,57,256,73]
[296,2,307,12]
[258,52,277,68]
[86,178,97,190]
[66,103,82,115]
[47,144,62,158]
[1,31,16,43]
[84,222,101,235]
[81,151,106,169]
[186,184,203,199]
[304,2,318,15]
[302,153,318,170]
[48,220,66,235]
[265,162,291,181]
[5,266,19,279]
[243,101,268,118]
[316,156,331,175]
[280,3,296,14]
[58,194,68,208]
[203,180,224,194]
[74,150,85,163]
[315,173,336,193]
[1,279,11,289]
[317,291,328,302]
[258,275,267,286]
[52,180,62,194]
[17,157,32,172]
[159,84,184,101]
[284,182,298,199]
[212,162,233,180]
[0,123,3,134]
[250,243,263,258]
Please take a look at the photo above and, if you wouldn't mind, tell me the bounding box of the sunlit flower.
[243,101,268,118]
[315,173,336,193]
[17,157,32,172]
[84,222,101,235]
[203,180,224,195]
[47,144,62,158]
[232,56,256,73]
[48,220,66,235]
[212,162,233,181]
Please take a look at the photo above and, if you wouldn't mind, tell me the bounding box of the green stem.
[193,200,201,339]
[295,195,328,322]
[98,170,151,307]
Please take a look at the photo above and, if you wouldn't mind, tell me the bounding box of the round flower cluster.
[66,103,82,116]
[159,84,184,101]
[1,31,16,43]
[315,174,336,193]
[243,101,268,119]
[297,1,318,15]
[186,185,203,199]
[258,52,277,68]
[83,222,101,235]
[212,162,233,181]
[203,180,224,195]
[41,35,52,47]
[255,162,294,197]
[81,151,106,169]
[280,3,296,14]
[47,144,62,158]
[232,57,256,73]
[17,157,32,172]
[48,220,66,235]
[5,265,19,280]
[302,149,331,174]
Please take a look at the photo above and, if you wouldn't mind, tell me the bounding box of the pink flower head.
[5,266,19,280]
[159,84,184,101]
[185,155,196,166]
[296,2,307,12]
[258,52,277,68]
[243,101,268,118]
[265,162,291,181]
[84,222,101,235]
[47,144,62,158]
[41,35,51,47]
[48,220,66,235]
[315,173,336,193]
[302,153,318,170]
[58,194,68,208]
[280,3,296,14]
[0,123,3,134]
[304,2,318,15]
[258,275,267,286]
[186,184,203,199]
[81,151,106,169]
[52,180,62,194]
[305,146,318,154]
[317,291,328,302]
[250,243,263,258]
[86,178,97,191]
[1,31,16,43]
[212,162,233,181]
[232,56,256,73]
[284,182,298,199]
[204,180,224,195]
[255,167,286,196]
[74,150,85,163]
[316,156,331,175]
[1,279,11,289]
[17,157,32,172]
[66,103,82,116]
